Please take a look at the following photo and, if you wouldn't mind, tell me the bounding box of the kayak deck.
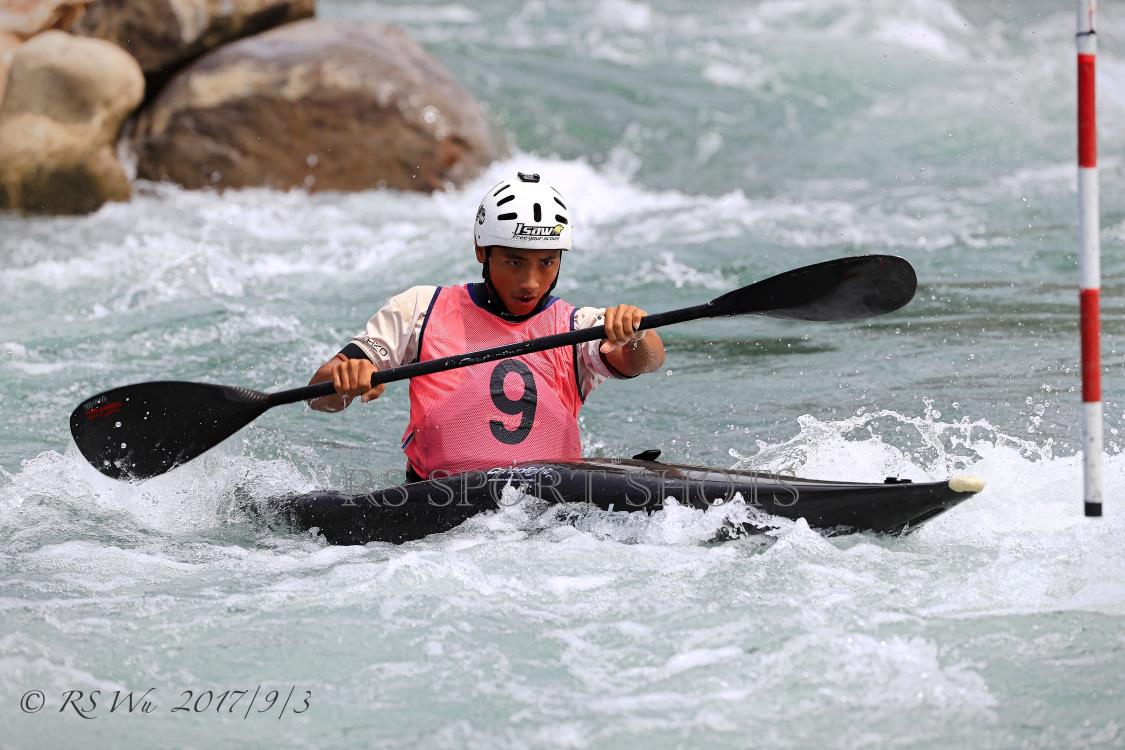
[256,456,983,545]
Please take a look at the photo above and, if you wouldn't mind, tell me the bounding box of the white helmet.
[474,172,572,251]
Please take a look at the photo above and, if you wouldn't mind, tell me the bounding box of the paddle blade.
[711,255,917,321]
[70,381,270,480]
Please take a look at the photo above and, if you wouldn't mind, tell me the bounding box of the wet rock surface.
[70,0,314,77]
[0,31,143,214]
[132,20,503,193]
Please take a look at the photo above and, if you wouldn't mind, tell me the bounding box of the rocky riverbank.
[0,0,502,214]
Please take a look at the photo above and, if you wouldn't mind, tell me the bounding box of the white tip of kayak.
[948,476,985,493]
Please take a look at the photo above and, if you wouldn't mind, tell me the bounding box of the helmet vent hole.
[554,197,567,209]
[533,203,542,222]
[493,183,510,196]
[555,214,568,225]
[496,194,515,206]
[497,212,518,221]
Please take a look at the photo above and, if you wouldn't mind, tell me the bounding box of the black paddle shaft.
[70,254,916,479]
[282,301,712,407]
[284,253,916,406]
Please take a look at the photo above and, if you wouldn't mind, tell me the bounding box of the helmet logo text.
[512,223,564,240]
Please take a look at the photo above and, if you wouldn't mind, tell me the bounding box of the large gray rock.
[0,0,90,38]
[132,20,503,193]
[0,31,144,214]
[71,0,314,76]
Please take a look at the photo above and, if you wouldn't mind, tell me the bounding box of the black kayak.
[255,452,983,545]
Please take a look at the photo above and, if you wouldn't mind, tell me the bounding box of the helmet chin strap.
[481,247,562,322]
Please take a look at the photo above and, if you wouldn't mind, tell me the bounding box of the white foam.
[0,443,315,536]
[354,3,480,24]
[872,18,965,60]
[635,251,730,291]
[545,574,616,596]
[760,632,997,714]
[745,0,972,61]
[663,646,742,676]
[593,0,653,33]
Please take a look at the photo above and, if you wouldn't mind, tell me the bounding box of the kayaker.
[308,172,666,481]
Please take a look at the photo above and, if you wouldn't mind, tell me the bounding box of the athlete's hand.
[329,358,386,402]
[600,304,648,354]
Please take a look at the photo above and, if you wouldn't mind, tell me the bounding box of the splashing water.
[3,0,1125,746]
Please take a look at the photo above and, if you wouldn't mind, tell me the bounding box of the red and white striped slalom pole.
[1077,0,1102,517]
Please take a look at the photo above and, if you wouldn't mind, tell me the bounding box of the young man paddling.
[308,172,665,481]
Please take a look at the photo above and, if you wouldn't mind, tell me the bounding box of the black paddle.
[70,254,917,480]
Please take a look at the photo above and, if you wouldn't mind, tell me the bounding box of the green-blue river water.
[2,1,1124,747]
